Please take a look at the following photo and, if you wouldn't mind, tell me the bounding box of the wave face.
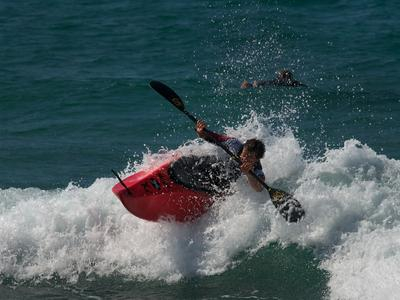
[2,114,400,299]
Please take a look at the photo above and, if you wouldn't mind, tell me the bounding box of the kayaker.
[240,69,306,89]
[195,120,266,192]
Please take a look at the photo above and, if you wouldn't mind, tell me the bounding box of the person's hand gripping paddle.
[150,80,305,223]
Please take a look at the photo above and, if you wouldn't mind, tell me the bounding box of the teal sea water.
[1,1,400,299]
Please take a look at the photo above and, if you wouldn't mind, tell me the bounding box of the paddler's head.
[241,139,265,163]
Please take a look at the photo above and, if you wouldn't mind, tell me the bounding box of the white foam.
[1,114,400,299]
[322,224,400,300]
[291,139,400,299]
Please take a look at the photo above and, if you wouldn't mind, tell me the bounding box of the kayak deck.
[112,158,214,222]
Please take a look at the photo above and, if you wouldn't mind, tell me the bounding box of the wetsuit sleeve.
[253,80,275,87]
[201,130,232,144]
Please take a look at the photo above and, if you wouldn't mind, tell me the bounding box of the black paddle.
[149,80,305,222]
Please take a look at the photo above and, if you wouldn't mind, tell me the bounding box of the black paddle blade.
[269,188,305,222]
[150,80,185,111]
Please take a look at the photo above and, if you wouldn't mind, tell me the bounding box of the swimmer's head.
[277,69,294,82]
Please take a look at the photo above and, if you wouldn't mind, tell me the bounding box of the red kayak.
[112,155,222,222]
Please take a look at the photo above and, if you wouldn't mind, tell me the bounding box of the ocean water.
[1,1,400,299]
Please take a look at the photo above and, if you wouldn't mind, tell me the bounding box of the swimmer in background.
[241,69,307,89]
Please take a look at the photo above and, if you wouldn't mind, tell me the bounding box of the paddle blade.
[150,80,185,111]
[269,188,305,222]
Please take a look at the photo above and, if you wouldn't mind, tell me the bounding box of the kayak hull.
[112,158,214,222]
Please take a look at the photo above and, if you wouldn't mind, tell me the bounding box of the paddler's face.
[240,147,257,165]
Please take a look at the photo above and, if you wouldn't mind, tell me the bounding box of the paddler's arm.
[195,120,229,144]
[245,174,265,192]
